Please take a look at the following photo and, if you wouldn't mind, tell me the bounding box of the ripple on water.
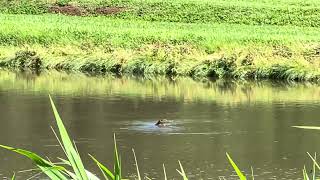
[119,120,232,136]
[120,121,182,134]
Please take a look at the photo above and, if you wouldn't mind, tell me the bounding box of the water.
[0,70,320,179]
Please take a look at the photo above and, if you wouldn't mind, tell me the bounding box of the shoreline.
[0,44,319,82]
[0,1,319,82]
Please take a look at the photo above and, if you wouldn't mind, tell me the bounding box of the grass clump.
[0,0,48,14]
[3,50,43,71]
[0,44,319,82]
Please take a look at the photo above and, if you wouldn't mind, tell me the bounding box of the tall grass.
[0,12,319,81]
[1,14,320,48]
[0,0,319,81]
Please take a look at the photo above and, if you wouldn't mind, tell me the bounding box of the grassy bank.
[0,1,319,81]
[0,43,319,81]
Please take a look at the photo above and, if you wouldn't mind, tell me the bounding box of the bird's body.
[155,119,168,127]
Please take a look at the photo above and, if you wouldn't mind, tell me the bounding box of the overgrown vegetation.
[0,45,319,81]
[0,0,319,81]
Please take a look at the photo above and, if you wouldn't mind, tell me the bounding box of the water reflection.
[0,70,319,179]
[0,70,319,104]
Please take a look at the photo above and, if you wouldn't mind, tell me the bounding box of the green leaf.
[11,172,15,180]
[49,95,88,180]
[176,161,188,180]
[0,144,68,180]
[59,157,100,180]
[312,153,316,180]
[89,154,115,180]
[226,153,247,180]
[307,152,320,172]
[303,166,310,180]
[251,166,254,180]
[163,164,167,180]
[39,166,70,180]
[113,134,121,180]
[132,148,141,180]
[292,126,320,130]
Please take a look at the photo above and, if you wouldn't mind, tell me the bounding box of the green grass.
[0,1,320,81]
[2,0,320,27]
[0,14,319,81]
[2,14,320,48]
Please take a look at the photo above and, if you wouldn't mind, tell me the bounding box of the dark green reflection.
[0,70,319,103]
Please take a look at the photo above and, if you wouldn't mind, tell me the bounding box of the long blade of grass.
[132,148,141,180]
[26,171,45,180]
[64,168,100,180]
[0,144,68,179]
[176,161,188,180]
[307,152,320,171]
[49,95,88,180]
[0,144,53,167]
[313,153,316,180]
[89,154,115,180]
[11,172,15,180]
[292,126,320,130]
[303,166,310,180]
[58,157,100,180]
[51,126,67,156]
[163,164,167,180]
[226,153,247,180]
[113,134,121,180]
[251,166,254,180]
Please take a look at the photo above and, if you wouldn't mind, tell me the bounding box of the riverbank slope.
[0,0,319,81]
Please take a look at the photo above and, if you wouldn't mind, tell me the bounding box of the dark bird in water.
[155,119,168,127]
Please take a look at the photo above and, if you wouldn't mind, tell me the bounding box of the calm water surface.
[0,70,320,179]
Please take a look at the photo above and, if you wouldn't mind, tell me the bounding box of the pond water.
[0,70,320,179]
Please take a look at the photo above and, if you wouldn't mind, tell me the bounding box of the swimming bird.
[155,119,168,127]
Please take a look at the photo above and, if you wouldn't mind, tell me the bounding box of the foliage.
[0,0,320,81]
[226,153,247,180]
[4,50,42,70]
